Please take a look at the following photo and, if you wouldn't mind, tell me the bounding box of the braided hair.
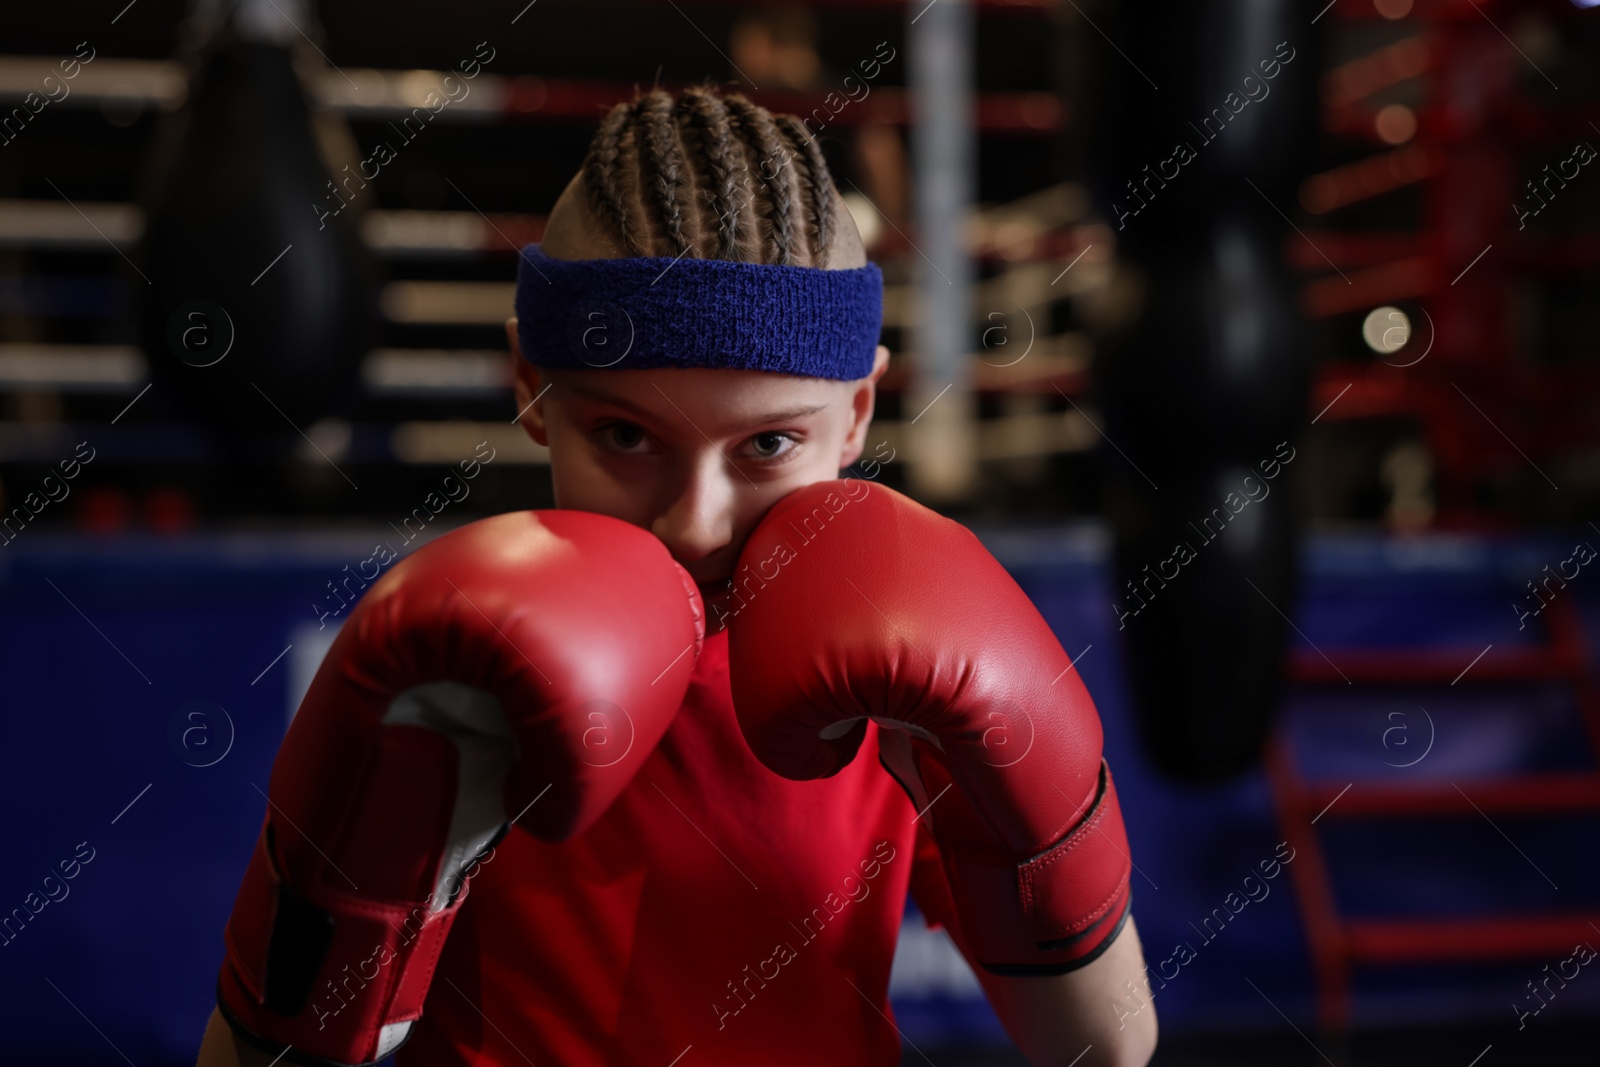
[577,85,840,267]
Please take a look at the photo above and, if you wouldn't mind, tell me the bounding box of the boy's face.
[505,173,887,600]
[507,329,889,599]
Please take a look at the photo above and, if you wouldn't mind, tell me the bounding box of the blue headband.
[514,243,883,380]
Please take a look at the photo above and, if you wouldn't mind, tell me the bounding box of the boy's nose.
[650,454,738,575]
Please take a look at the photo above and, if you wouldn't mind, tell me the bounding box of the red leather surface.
[218,510,704,1064]
[726,480,1132,971]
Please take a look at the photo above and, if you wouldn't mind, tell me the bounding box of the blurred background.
[2,0,1599,1063]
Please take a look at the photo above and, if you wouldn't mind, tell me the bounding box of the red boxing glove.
[724,479,1131,975]
[217,511,703,1065]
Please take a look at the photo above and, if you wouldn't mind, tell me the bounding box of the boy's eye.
[603,422,649,452]
[747,431,794,460]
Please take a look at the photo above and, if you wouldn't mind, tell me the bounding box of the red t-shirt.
[400,626,956,1066]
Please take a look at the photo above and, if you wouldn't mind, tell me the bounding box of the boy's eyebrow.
[564,384,831,427]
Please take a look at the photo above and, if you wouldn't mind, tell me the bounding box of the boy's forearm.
[967,914,1159,1067]
[196,1007,281,1067]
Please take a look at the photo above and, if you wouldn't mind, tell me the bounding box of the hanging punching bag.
[1097,222,1305,781]
[1073,0,1321,782]
[138,0,375,466]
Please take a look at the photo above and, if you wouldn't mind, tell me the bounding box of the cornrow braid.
[576,86,840,268]
[776,115,834,265]
[637,90,691,255]
[723,94,799,267]
[582,98,646,256]
[678,86,748,261]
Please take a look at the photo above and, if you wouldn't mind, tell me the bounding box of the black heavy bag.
[1070,0,1320,782]
[138,35,375,464]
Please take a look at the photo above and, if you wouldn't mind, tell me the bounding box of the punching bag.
[1097,220,1306,781]
[1073,0,1321,782]
[138,0,375,465]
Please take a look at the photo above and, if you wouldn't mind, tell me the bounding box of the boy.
[198,86,1155,1067]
